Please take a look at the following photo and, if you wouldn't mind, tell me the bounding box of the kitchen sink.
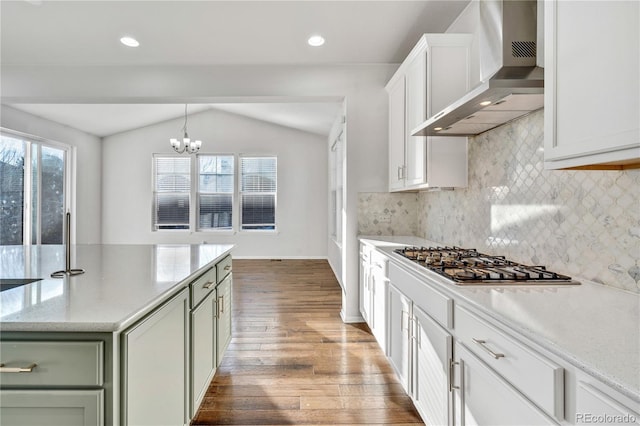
[0,278,43,292]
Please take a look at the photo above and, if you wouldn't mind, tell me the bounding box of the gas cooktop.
[393,246,580,285]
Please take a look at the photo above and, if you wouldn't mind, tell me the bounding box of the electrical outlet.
[440,215,446,225]
[376,214,392,224]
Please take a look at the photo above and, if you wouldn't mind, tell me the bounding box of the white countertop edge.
[0,245,234,334]
[359,235,640,401]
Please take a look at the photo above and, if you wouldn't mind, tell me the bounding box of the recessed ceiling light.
[308,35,325,47]
[434,127,443,131]
[120,36,140,48]
[479,100,492,106]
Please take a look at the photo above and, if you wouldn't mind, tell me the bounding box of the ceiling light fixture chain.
[170,104,202,154]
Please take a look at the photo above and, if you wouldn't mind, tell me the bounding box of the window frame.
[152,154,192,232]
[239,155,277,233]
[196,154,235,232]
[152,153,278,233]
[0,128,72,245]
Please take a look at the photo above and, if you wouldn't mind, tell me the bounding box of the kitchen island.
[0,243,234,426]
[359,236,640,425]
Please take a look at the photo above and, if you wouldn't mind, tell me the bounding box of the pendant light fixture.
[170,104,202,154]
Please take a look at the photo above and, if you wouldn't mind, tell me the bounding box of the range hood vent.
[412,0,543,137]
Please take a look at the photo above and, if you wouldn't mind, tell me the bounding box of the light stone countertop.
[0,244,233,333]
[359,236,640,401]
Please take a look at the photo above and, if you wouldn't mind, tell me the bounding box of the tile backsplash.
[359,110,640,293]
[358,193,418,237]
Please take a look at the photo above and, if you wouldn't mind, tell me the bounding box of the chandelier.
[170,104,202,154]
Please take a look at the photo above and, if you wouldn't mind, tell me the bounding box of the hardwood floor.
[191,259,424,426]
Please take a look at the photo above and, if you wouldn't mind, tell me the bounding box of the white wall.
[102,108,328,258]
[1,63,396,321]
[0,105,102,244]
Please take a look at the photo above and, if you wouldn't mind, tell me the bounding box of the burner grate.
[393,246,577,285]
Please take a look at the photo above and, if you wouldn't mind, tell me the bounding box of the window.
[153,156,191,230]
[0,131,69,245]
[152,154,277,232]
[240,156,277,231]
[198,155,233,230]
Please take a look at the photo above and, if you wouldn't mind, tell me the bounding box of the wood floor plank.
[191,259,423,425]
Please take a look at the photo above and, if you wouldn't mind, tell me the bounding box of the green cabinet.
[121,288,189,426]
[216,273,232,364]
[0,340,106,426]
[0,390,103,426]
[190,287,217,418]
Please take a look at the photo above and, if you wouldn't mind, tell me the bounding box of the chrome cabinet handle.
[0,363,37,373]
[203,281,215,290]
[449,359,460,392]
[219,295,225,314]
[472,338,505,359]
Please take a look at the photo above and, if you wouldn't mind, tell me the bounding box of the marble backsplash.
[359,110,640,293]
[358,193,418,237]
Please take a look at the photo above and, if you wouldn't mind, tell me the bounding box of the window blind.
[153,156,191,230]
[240,156,276,230]
[198,155,233,230]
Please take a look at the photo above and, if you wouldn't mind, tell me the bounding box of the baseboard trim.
[340,310,365,324]
[233,256,329,260]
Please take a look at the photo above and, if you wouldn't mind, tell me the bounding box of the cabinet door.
[216,274,232,364]
[388,284,412,393]
[370,268,387,353]
[359,255,371,324]
[191,289,217,418]
[544,1,640,169]
[388,76,406,191]
[454,342,556,426]
[413,306,452,426]
[404,51,427,186]
[575,382,640,425]
[122,288,189,426]
[0,389,103,426]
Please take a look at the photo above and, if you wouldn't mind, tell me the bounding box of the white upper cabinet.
[386,34,472,192]
[544,0,640,169]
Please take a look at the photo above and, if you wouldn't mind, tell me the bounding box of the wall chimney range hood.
[412,0,543,137]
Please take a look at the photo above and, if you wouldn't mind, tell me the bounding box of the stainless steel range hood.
[412,0,543,137]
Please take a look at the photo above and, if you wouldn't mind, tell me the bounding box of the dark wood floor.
[191,259,424,425]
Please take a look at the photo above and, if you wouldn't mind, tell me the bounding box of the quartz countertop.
[359,236,640,401]
[0,244,233,333]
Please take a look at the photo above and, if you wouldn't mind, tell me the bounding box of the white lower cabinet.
[413,305,453,426]
[453,342,556,426]
[369,256,388,352]
[575,382,640,425]
[388,282,453,425]
[359,243,388,354]
[388,284,412,392]
[121,288,189,426]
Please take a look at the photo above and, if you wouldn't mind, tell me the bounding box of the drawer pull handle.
[203,281,215,290]
[224,265,231,271]
[472,338,505,359]
[0,363,37,373]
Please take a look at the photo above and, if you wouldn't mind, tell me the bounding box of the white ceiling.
[8,102,342,137]
[1,0,470,137]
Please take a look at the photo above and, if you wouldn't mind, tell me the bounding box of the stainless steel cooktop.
[393,246,580,286]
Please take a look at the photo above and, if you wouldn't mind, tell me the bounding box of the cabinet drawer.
[0,341,103,387]
[389,262,452,329]
[370,251,388,277]
[216,255,232,284]
[0,389,104,426]
[455,305,564,420]
[190,266,216,308]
